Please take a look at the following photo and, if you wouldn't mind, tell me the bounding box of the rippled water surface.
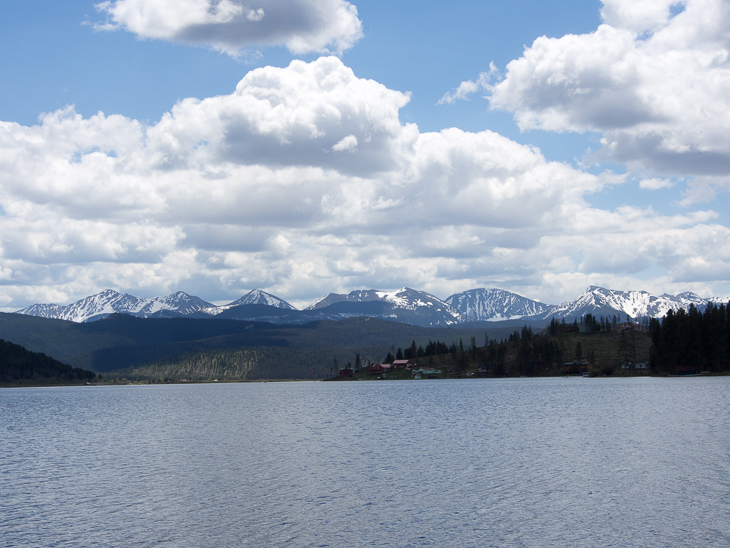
[2,378,730,547]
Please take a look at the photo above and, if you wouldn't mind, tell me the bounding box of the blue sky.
[2,1,601,142]
[1,0,729,309]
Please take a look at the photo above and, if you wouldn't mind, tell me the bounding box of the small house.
[367,364,385,376]
[392,360,411,370]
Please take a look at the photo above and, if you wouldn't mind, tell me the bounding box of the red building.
[367,364,385,376]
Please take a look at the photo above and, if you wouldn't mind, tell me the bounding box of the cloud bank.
[95,0,364,55]
[445,0,730,202]
[1,56,728,309]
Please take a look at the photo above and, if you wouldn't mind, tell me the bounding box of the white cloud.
[246,8,265,22]
[600,0,686,33]
[487,0,730,180]
[437,64,497,105]
[0,56,728,310]
[332,134,358,152]
[679,175,730,205]
[639,177,673,190]
[95,0,363,55]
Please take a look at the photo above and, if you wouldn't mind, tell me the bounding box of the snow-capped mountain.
[140,291,216,317]
[198,289,296,317]
[306,289,384,310]
[305,287,461,326]
[15,290,214,323]
[445,288,553,322]
[540,286,713,320]
[14,285,729,326]
[218,289,296,311]
[307,288,455,311]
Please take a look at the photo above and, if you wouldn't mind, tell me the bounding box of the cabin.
[367,364,385,376]
[338,368,354,377]
[391,360,411,370]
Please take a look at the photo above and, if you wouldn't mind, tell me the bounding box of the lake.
[2,377,729,547]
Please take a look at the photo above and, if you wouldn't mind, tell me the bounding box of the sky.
[1,0,729,310]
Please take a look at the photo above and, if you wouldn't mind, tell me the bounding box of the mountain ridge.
[14,285,729,326]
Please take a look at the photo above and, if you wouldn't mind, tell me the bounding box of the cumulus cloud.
[484,0,730,183]
[0,56,728,310]
[94,0,363,55]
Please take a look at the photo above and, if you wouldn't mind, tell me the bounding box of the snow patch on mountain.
[305,290,382,310]
[305,287,461,325]
[446,288,553,322]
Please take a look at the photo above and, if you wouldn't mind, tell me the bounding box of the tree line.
[380,325,591,377]
[649,302,730,374]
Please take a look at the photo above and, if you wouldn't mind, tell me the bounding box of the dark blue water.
[2,378,729,547]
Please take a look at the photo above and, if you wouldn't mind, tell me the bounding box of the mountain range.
[14,285,729,327]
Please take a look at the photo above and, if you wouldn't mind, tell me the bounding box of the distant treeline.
[386,326,601,376]
[0,338,96,384]
[649,302,730,374]
[379,313,659,377]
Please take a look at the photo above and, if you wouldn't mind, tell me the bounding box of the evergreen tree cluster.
[548,314,630,335]
[386,339,451,361]
[649,302,730,374]
[488,327,566,376]
[386,327,572,377]
[0,338,95,383]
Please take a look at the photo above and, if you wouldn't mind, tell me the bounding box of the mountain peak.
[227,289,296,310]
[446,287,553,322]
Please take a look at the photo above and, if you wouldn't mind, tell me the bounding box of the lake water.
[2,377,729,547]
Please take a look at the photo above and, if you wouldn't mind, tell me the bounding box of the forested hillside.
[108,346,389,381]
[0,339,96,385]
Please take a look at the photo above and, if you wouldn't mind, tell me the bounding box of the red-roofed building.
[367,364,385,376]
